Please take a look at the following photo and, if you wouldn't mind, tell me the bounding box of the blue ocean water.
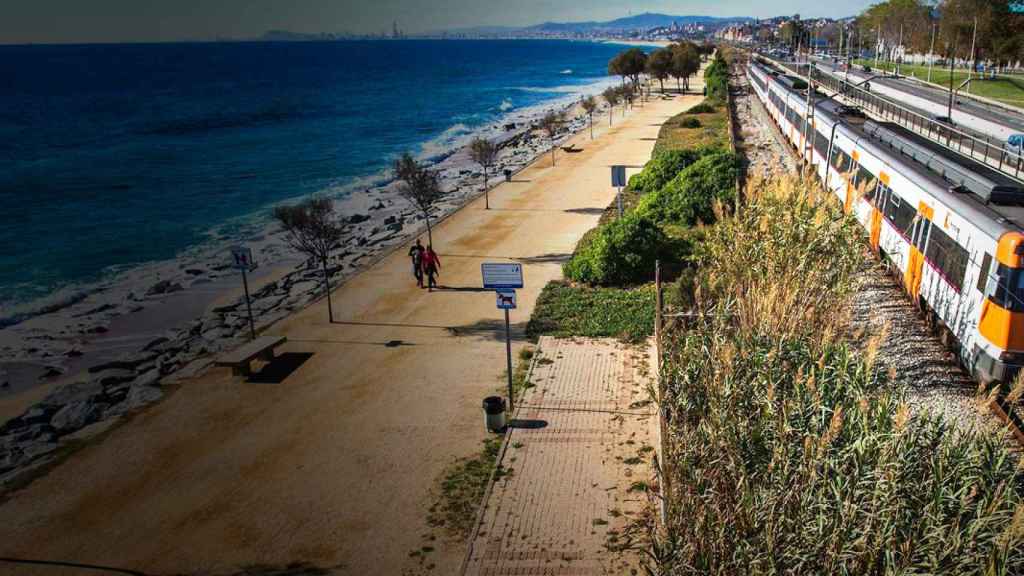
[0,39,636,313]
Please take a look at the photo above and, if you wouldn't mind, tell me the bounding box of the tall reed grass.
[654,176,1024,574]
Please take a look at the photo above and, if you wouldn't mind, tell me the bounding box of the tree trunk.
[659,78,664,93]
[676,77,681,93]
[322,256,334,323]
[484,167,489,210]
[589,114,593,139]
[550,142,556,167]
[425,213,433,247]
[609,108,613,126]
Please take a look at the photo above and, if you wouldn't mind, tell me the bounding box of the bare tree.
[602,87,620,126]
[395,152,444,246]
[538,111,563,167]
[273,197,346,323]
[469,137,499,210]
[581,96,597,139]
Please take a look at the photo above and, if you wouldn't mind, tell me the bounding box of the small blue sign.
[496,290,517,310]
[611,165,627,188]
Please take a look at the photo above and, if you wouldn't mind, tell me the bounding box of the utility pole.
[968,16,978,93]
[948,41,957,120]
[896,24,903,76]
[802,63,814,168]
[875,22,881,69]
[927,22,936,83]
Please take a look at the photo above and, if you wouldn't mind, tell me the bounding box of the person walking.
[408,240,424,287]
[421,245,441,291]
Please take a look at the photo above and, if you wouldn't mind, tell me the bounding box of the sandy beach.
[0,82,613,454]
[0,86,700,574]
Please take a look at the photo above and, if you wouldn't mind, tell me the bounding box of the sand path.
[0,92,698,576]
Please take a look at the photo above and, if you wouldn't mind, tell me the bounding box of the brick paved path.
[462,336,658,576]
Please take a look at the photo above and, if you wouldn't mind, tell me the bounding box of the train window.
[857,167,878,202]
[913,218,931,252]
[884,192,917,237]
[876,183,891,207]
[925,226,967,292]
[991,264,1024,312]
[813,132,829,157]
[978,253,993,293]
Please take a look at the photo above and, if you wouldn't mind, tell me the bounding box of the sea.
[0,39,639,320]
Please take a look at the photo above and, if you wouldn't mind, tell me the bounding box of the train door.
[845,151,859,213]
[870,184,887,252]
[906,203,934,300]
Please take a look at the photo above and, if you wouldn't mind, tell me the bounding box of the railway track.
[727,57,1008,441]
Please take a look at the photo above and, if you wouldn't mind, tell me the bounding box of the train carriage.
[747,59,1024,385]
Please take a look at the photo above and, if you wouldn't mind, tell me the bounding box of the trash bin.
[483,396,507,432]
[503,169,512,183]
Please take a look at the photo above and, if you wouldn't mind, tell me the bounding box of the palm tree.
[539,111,563,167]
[581,96,597,139]
[602,87,619,125]
[469,137,499,210]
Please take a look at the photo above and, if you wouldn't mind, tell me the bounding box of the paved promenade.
[463,336,658,576]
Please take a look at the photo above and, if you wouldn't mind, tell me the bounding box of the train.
[746,58,1024,386]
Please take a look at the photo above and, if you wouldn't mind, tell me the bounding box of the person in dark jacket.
[408,240,424,287]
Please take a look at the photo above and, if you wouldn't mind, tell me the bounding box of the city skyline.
[2,0,875,45]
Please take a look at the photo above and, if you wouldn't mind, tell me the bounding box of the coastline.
[0,84,697,574]
[0,75,621,485]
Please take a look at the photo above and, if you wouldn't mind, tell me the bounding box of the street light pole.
[927,22,936,83]
[967,16,978,93]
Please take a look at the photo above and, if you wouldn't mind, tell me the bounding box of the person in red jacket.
[421,245,441,291]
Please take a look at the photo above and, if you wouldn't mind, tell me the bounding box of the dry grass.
[653,104,730,154]
[653,175,1024,574]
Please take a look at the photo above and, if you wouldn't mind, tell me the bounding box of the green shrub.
[704,54,729,102]
[678,117,701,128]
[563,213,668,286]
[687,101,717,114]
[636,151,738,226]
[627,148,708,195]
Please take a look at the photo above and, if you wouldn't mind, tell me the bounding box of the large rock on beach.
[51,401,101,432]
[146,279,184,296]
[41,380,102,407]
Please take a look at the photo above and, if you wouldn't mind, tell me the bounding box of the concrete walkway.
[462,336,658,576]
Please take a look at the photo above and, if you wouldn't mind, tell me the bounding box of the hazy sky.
[1,0,876,44]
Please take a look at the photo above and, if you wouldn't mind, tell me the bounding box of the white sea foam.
[499,98,513,111]
[560,69,573,75]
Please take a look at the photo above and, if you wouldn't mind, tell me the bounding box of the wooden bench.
[215,335,287,377]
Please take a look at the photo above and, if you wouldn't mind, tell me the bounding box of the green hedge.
[704,54,729,102]
[636,151,738,226]
[627,148,706,195]
[564,213,670,286]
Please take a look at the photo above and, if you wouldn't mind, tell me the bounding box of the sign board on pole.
[481,263,524,289]
[611,165,627,188]
[230,246,257,271]
[495,290,517,310]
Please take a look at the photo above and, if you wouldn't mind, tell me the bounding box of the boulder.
[123,385,163,411]
[51,401,101,432]
[88,353,157,373]
[146,280,183,296]
[41,380,102,407]
[348,213,371,224]
[92,368,136,388]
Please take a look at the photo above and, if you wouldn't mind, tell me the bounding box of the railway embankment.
[642,49,1024,573]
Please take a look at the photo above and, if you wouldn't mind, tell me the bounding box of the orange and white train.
[748,59,1024,385]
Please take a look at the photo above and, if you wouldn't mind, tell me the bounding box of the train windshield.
[991,265,1024,312]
